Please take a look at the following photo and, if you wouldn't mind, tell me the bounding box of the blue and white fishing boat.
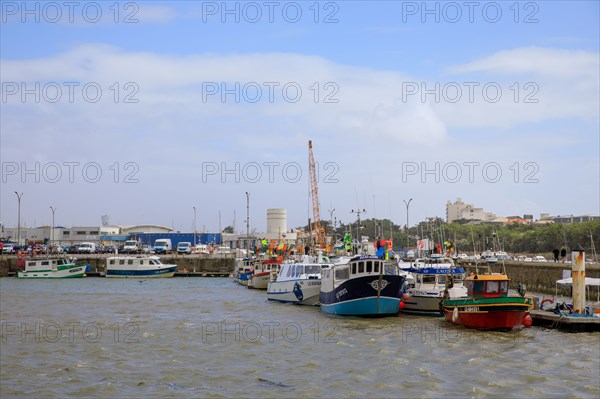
[105,256,176,278]
[320,255,406,316]
[267,255,332,305]
[400,255,468,316]
[234,258,255,286]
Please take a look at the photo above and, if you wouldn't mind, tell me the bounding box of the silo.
[267,209,287,235]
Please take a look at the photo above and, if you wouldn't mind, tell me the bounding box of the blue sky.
[1,1,599,232]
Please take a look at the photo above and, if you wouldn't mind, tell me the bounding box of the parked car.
[141,245,155,254]
[2,242,18,254]
[123,240,141,254]
[78,242,97,254]
[533,255,547,263]
[103,245,116,254]
[177,242,192,254]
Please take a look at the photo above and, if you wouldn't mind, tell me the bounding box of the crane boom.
[308,140,323,247]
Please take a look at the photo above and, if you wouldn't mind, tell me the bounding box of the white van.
[78,242,97,254]
[123,240,141,254]
[154,239,172,254]
[177,242,192,254]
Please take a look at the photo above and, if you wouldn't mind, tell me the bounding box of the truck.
[153,238,172,254]
[122,240,141,254]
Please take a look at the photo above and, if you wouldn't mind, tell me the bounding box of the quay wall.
[0,254,235,277]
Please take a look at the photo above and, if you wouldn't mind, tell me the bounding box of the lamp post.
[245,192,250,251]
[50,206,56,249]
[193,206,197,246]
[403,198,412,250]
[15,192,23,247]
[328,208,335,239]
[351,208,366,254]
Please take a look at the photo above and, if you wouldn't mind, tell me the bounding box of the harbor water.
[1,278,599,398]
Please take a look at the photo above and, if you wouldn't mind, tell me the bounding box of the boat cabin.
[278,264,324,281]
[322,256,397,285]
[25,258,74,271]
[408,267,465,288]
[107,256,164,267]
[465,274,509,298]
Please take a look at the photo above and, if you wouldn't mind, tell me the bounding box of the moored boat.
[320,255,406,316]
[401,255,468,316]
[249,256,281,290]
[234,258,255,286]
[442,265,533,330]
[105,255,176,278]
[267,255,331,305]
[17,257,87,278]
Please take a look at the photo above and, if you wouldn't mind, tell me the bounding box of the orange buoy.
[523,314,533,327]
[402,293,410,301]
[399,301,405,310]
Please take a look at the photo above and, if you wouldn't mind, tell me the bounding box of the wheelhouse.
[465,274,510,298]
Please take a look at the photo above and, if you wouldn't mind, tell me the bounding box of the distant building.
[551,215,600,224]
[446,198,496,223]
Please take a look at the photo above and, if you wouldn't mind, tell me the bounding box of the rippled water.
[1,278,599,398]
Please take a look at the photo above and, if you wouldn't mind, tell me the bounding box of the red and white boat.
[248,256,281,290]
[442,265,533,330]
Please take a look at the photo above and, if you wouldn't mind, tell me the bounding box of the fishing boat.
[267,255,332,305]
[234,258,255,286]
[17,258,87,278]
[442,264,533,330]
[105,256,176,278]
[320,255,406,316]
[249,256,281,290]
[401,255,468,316]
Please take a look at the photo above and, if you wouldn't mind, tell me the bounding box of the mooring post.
[571,244,586,314]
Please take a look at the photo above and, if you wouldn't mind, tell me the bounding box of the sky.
[1,0,599,233]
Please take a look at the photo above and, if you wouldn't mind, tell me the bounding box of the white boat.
[105,256,176,278]
[17,258,87,278]
[401,255,468,316]
[267,255,332,305]
[249,257,281,290]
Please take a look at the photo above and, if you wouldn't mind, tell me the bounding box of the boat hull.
[249,272,270,290]
[267,279,321,305]
[443,297,533,330]
[17,265,86,278]
[105,266,176,278]
[320,275,405,316]
[401,294,445,316]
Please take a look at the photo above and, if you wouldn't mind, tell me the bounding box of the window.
[128,259,134,265]
[384,264,396,275]
[373,262,379,274]
[109,260,115,265]
[286,267,291,277]
[89,231,99,235]
[423,275,436,284]
[77,231,86,235]
[474,281,484,293]
[63,231,70,236]
[335,267,349,280]
[358,262,364,273]
[41,261,49,266]
[119,260,125,265]
[437,275,447,285]
[352,263,357,274]
[366,261,372,273]
[499,281,508,293]
[486,281,500,293]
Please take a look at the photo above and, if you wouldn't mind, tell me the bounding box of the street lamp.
[15,192,23,247]
[403,198,413,250]
[328,208,335,238]
[193,206,197,246]
[245,192,250,251]
[50,206,56,249]
[351,208,366,253]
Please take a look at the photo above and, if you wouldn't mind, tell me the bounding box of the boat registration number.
[463,306,479,312]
